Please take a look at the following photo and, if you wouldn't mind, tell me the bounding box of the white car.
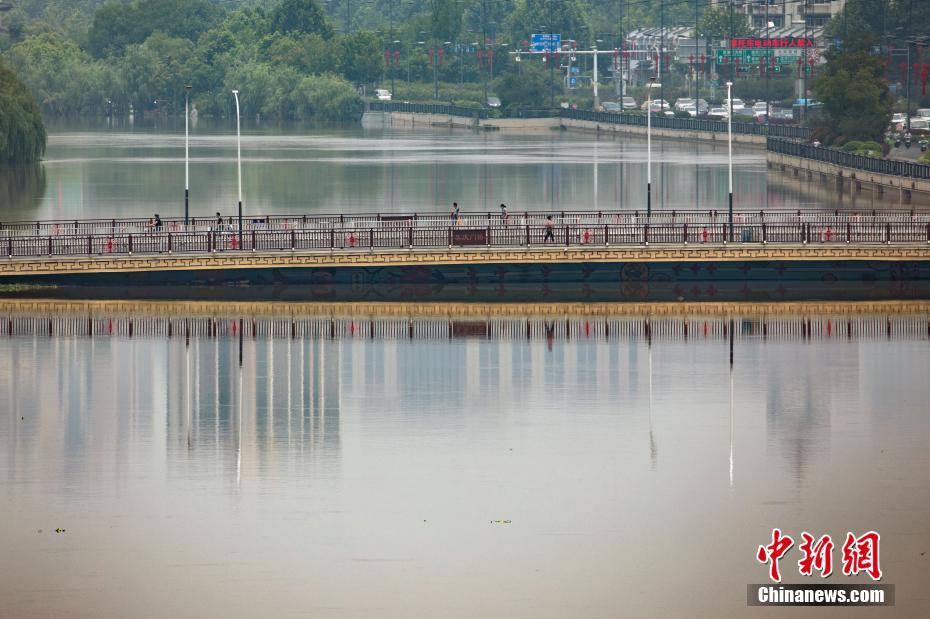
[752,102,769,114]
[375,89,392,101]
[621,96,637,110]
[708,107,729,119]
[917,108,930,120]
[674,98,695,112]
[642,99,670,113]
[725,97,746,113]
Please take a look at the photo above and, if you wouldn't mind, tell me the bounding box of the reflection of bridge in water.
[2,301,928,342]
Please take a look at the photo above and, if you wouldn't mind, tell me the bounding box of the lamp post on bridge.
[726,80,734,242]
[231,89,243,249]
[646,77,662,217]
[184,85,191,226]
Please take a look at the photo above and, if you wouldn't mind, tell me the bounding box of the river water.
[1,119,866,223]
[1,125,928,617]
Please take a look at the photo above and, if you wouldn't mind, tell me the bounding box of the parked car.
[707,107,729,120]
[674,97,695,112]
[486,96,501,108]
[917,108,930,120]
[724,97,746,113]
[621,96,637,110]
[641,99,670,112]
[600,101,623,112]
[752,101,769,114]
[375,89,392,101]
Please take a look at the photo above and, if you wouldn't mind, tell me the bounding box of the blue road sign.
[569,76,578,88]
[530,33,561,53]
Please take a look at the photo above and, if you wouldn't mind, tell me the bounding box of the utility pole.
[765,0,770,122]
[482,0,488,106]
[694,0,699,103]
[660,0,665,112]
[617,0,624,98]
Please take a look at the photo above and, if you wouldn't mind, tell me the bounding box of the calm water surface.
[1,301,928,617]
[1,118,869,222]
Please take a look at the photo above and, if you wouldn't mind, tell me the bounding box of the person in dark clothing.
[544,215,555,243]
[153,214,163,232]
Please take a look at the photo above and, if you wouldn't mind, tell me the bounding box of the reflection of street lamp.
[726,80,734,241]
[647,78,662,217]
[184,85,191,226]
[231,89,243,248]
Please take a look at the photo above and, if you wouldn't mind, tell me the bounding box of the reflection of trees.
[0,164,47,213]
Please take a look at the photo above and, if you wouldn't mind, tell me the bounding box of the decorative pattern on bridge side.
[2,245,930,276]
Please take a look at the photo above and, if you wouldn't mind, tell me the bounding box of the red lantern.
[394,50,400,65]
[384,50,390,67]
[438,48,444,66]
[428,48,434,66]
[477,49,483,67]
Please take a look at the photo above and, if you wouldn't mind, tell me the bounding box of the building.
[717,0,847,30]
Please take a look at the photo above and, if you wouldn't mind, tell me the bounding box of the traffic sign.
[531,33,561,53]
[569,76,578,88]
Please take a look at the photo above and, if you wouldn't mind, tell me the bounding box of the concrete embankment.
[766,151,930,206]
[365,110,764,144]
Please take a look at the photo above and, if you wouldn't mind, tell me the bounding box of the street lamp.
[184,85,192,226]
[646,78,661,217]
[231,89,243,248]
[726,80,734,241]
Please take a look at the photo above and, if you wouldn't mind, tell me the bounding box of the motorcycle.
[921,140,929,152]
[904,132,912,148]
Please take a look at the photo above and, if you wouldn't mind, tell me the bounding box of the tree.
[494,60,562,112]
[506,0,592,47]
[334,32,383,85]
[270,0,333,39]
[0,58,47,164]
[86,0,225,58]
[814,42,893,142]
[698,6,752,41]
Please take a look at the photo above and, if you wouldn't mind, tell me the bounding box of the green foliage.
[506,0,592,47]
[86,0,225,58]
[814,47,893,142]
[334,32,384,85]
[270,0,332,39]
[291,74,364,122]
[494,61,563,112]
[697,6,751,41]
[380,81,488,108]
[5,33,118,116]
[0,58,47,164]
[839,140,883,156]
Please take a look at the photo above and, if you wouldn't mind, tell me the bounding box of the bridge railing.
[3,210,930,239]
[767,137,930,179]
[5,221,929,259]
[369,101,488,119]
[561,109,812,139]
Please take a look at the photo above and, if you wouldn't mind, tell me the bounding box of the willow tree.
[0,59,47,164]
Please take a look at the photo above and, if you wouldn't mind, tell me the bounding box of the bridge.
[1,210,929,300]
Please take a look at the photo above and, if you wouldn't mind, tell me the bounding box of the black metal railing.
[5,220,929,260]
[767,137,930,180]
[562,109,812,139]
[3,210,929,239]
[369,101,488,119]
